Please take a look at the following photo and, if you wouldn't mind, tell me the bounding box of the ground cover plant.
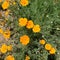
[0,0,60,60]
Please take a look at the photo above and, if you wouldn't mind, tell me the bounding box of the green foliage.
[3,0,60,60]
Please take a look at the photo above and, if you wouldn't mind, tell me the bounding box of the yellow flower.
[32,25,41,33]
[0,0,2,3]
[26,20,34,29]
[25,55,30,60]
[3,30,10,39]
[0,28,3,34]
[13,2,16,5]
[2,1,9,10]
[19,18,28,27]
[39,39,45,45]
[45,44,52,50]
[49,48,56,54]
[20,35,30,45]
[5,10,10,16]
[5,55,15,60]
[20,0,29,6]
[7,45,13,51]
[1,44,7,53]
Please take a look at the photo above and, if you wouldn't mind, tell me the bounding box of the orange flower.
[32,25,41,33]
[0,44,7,53]
[45,44,52,50]
[20,0,29,6]
[7,45,13,51]
[19,18,28,27]
[26,20,34,29]
[3,30,10,39]
[2,1,9,10]
[20,35,30,45]
[0,0,2,3]
[25,55,30,60]
[0,28,3,34]
[49,48,56,54]
[39,39,45,45]
[5,55,15,60]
